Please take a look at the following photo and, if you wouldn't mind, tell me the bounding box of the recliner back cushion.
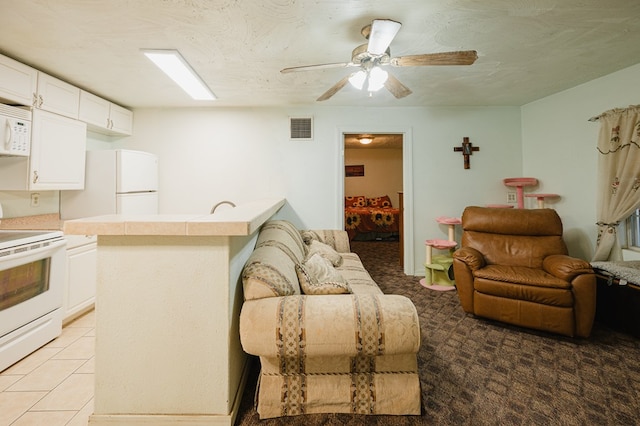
[462,206,564,236]
[461,207,568,268]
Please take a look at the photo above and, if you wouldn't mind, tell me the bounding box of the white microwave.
[0,104,31,157]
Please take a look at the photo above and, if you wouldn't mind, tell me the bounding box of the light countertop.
[63,198,285,237]
[0,213,64,231]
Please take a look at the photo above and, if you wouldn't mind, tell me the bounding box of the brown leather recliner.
[452,206,596,337]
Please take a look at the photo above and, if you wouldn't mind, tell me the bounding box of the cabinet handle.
[32,170,38,183]
[38,94,44,108]
[32,93,38,107]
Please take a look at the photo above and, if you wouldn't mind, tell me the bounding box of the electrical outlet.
[507,192,517,203]
[30,192,40,207]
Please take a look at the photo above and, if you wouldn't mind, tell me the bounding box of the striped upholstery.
[240,220,421,418]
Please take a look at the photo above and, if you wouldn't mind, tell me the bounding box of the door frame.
[336,126,414,275]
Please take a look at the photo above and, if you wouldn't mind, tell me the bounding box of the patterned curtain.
[590,104,640,261]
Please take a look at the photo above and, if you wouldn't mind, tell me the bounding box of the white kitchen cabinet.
[0,53,38,106]
[0,109,87,190]
[35,72,80,119]
[79,90,133,136]
[108,102,133,135]
[30,109,86,190]
[64,235,97,324]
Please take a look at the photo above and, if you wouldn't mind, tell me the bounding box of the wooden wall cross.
[453,137,480,169]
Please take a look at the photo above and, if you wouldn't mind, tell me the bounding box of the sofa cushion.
[257,220,306,263]
[305,239,343,267]
[338,253,383,295]
[296,253,351,295]
[300,229,351,253]
[243,245,302,300]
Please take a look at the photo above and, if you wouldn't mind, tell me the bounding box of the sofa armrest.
[542,254,594,281]
[240,294,420,358]
[303,229,351,253]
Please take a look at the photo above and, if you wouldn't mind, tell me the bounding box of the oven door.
[0,238,66,338]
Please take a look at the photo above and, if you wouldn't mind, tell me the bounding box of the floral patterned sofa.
[239,220,421,419]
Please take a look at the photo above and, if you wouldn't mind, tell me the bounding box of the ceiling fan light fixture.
[367,19,402,55]
[142,49,216,100]
[368,67,388,92]
[348,70,367,90]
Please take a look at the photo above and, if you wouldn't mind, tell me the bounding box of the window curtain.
[590,104,640,261]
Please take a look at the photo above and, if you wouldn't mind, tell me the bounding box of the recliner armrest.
[453,246,486,270]
[542,254,594,281]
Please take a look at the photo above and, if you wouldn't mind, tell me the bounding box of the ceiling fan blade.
[391,50,478,67]
[317,75,351,101]
[384,73,412,99]
[281,62,355,73]
[367,19,402,55]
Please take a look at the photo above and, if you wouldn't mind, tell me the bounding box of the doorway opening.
[339,129,414,275]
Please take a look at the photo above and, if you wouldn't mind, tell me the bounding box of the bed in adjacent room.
[344,195,400,241]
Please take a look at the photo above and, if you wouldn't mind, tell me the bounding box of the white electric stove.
[0,230,67,372]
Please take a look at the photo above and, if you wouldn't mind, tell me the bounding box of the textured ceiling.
[0,0,639,108]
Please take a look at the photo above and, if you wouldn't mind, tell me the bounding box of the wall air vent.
[289,116,313,140]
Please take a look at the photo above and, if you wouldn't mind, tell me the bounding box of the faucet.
[210,200,236,214]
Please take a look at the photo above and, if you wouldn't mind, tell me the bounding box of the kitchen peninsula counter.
[63,197,285,236]
[63,198,285,426]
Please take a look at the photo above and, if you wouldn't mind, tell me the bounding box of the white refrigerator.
[60,149,158,219]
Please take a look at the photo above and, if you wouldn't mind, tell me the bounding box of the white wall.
[345,148,403,207]
[120,105,522,274]
[521,62,640,260]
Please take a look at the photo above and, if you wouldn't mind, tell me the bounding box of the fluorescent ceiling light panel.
[142,49,216,100]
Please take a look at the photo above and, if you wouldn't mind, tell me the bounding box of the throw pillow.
[295,253,351,295]
[306,239,343,267]
[345,195,367,208]
[367,195,393,208]
[300,230,320,245]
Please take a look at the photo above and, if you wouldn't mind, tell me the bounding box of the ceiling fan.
[281,19,478,101]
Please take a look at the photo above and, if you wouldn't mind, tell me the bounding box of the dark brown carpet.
[235,241,640,425]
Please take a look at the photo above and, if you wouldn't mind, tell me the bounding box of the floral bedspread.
[344,207,400,240]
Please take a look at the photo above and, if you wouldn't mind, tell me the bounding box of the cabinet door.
[109,103,133,135]
[36,73,80,119]
[78,90,133,136]
[65,242,97,322]
[79,90,110,129]
[30,109,87,190]
[0,54,37,106]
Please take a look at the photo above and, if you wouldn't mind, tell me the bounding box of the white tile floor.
[0,310,95,426]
